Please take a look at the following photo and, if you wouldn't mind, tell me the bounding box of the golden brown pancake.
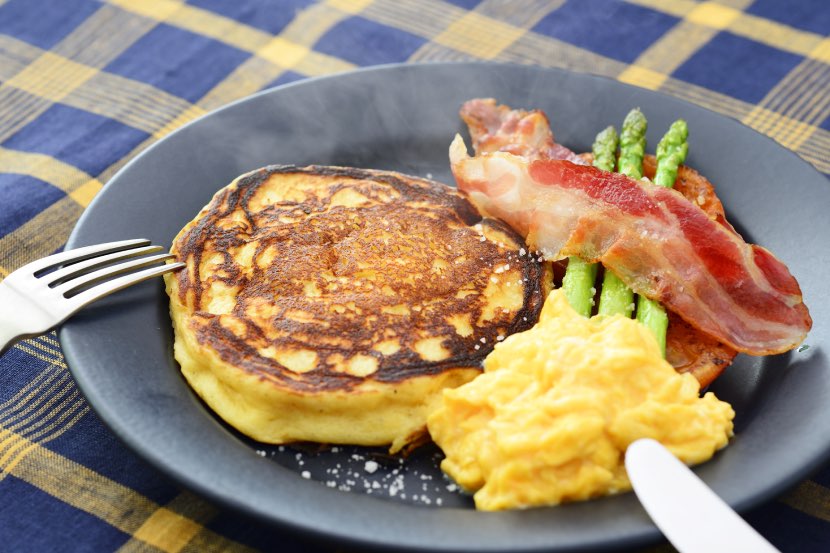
[165,165,544,452]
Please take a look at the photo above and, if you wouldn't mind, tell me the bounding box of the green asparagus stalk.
[562,126,618,316]
[636,119,688,355]
[597,109,647,316]
[592,126,619,172]
[617,108,648,180]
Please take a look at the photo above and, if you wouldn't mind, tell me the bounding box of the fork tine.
[21,239,152,276]
[55,253,176,296]
[44,245,163,287]
[64,262,186,312]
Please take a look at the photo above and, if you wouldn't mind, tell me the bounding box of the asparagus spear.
[636,119,688,355]
[597,109,647,316]
[592,126,618,173]
[562,126,618,316]
[617,108,648,180]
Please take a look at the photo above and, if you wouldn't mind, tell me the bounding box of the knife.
[625,438,780,553]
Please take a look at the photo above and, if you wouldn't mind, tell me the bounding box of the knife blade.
[625,438,780,553]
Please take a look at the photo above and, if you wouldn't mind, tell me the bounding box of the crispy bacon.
[460,98,587,165]
[450,135,811,355]
[461,99,739,383]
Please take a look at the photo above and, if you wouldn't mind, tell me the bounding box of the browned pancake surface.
[169,165,544,393]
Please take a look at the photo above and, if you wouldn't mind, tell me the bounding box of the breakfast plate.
[61,62,830,552]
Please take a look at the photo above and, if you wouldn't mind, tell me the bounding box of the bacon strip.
[460,98,587,165]
[450,135,811,355]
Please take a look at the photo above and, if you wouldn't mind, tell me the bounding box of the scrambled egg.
[427,290,735,511]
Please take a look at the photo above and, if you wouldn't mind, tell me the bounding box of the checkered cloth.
[0,0,828,551]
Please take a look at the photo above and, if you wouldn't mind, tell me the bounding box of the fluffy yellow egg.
[427,289,735,511]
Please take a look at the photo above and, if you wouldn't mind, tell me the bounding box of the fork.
[0,239,185,356]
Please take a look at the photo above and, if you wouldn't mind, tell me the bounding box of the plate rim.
[61,61,830,553]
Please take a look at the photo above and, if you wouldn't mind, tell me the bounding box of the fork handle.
[0,284,33,356]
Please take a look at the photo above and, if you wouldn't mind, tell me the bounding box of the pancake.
[165,165,545,452]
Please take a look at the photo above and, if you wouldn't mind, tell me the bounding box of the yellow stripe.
[257,36,312,68]
[618,66,668,91]
[40,332,62,349]
[0,359,66,412]
[0,35,42,80]
[104,0,184,21]
[753,60,822,118]
[631,0,824,59]
[0,351,69,396]
[29,335,64,358]
[97,0,357,114]
[433,11,524,59]
[180,530,259,553]
[686,2,742,30]
[474,0,564,29]
[130,508,204,553]
[328,0,374,13]
[6,440,251,551]
[363,0,466,39]
[151,104,207,140]
[195,0,348,109]
[0,377,79,443]
[743,60,830,150]
[618,20,721,87]
[0,147,103,208]
[0,196,84,273]
[661,77,753,118]
[810,38,830,64]
[785,64,830,122]
[67,73,196,134]
[0,4,157,141]
[3,52,98,103]
[0,86,53,144]
[53,4,156,67]
[730,13,821,58]
[290,50,356,76]
[625,0,696,18]
[780,479,830,522]
[0,398,87,474]
[800,138,830,174]
[282,0,362,44]
[1,405,89,479]
[167,6,272,53]
[8,437,163,529]
[105,0,270,53]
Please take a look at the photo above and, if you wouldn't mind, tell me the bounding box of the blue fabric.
[105,23,251,103]
[0,0,99,50]
[532,0,679,63]
[674,31,804,104]
[316,16,428,66]
[0,1,828,551]
[747,0,830,35]
[188,0,316,35]
[3,104,151,176]
[0,174,64,236]
[0,477,131,552]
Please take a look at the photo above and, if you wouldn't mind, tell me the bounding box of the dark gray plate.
[62,63,829,552]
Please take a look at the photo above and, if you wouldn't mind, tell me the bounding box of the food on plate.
[165,164,545,453]
[452,99,811,359]
[459,99,742,386]
[427,99,809,510]
[427,290,734,511]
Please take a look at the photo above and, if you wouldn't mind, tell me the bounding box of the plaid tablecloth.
[1,1,828,551]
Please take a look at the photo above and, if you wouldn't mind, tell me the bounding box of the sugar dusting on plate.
[252,442,472,508]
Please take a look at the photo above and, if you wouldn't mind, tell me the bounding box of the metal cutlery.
[0,239,184,355]
[626,438,780,553]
